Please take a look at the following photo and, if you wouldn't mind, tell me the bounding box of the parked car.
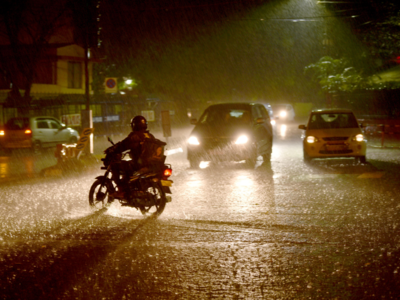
[187,102,273,168]
[298,109,366,163]
[272,103,295,121]
[0,116,80,154]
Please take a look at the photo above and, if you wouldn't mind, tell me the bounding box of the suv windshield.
[199,108,252,126]
[308,113,359,130]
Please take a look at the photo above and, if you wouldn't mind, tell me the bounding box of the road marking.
[357,172,385,179]
[291,172,385,181]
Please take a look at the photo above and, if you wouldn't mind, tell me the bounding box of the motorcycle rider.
[104,115,164,199]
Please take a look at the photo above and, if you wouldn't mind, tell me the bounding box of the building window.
[34,60,56,84]
[68,62,82,89]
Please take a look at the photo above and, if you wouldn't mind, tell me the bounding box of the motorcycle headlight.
[306,136,318,143]
[188,136,200,145]
[353,134,364,142]
[235,135,248,145]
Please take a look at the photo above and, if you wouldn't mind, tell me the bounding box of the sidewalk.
[366,135,400,149]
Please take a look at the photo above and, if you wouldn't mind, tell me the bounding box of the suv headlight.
[306,136,318,143]
[188,136,200,145]
[235,135,249,144]
[353,134,364,142]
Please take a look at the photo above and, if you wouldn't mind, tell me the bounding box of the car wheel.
[262,153,271,163]
[32,140,42,154]
[357,156,366,164]
[69,136,78,144]
[246,149,258,167]
[303,150,312,164]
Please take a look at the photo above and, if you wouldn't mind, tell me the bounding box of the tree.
[0,0,69,111]
[357,2,400,62]
[305,56,367,94]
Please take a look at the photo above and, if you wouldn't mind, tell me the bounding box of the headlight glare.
[354,134,364,142]
[235,135,248,144]
[279,110,287,118]
[188,136,200,145]
[306,136,317,143]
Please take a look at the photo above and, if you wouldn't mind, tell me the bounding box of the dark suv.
[187,102,273,168]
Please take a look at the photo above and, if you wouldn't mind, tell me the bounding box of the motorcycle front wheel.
[140,181,167,217]
[89,178,114,210]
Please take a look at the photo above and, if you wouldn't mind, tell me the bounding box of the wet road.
[1,123,400,299]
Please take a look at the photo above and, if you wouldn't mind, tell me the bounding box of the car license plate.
[210,149,224,156]
[326,144,347,151]
[161,180,173,187]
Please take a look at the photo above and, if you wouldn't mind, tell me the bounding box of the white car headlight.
[354,134,364,142]
[188,136,200,145]
[235,135,248,144]
[279,110,287,118]
[306,136,318,143]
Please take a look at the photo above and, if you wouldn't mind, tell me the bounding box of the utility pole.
[81,39,93,155]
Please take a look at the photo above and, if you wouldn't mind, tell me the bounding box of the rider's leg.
[110,162,128,198]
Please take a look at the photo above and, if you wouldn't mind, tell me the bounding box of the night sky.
[99,0,380,104]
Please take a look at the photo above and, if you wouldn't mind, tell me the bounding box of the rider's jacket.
[105,130,166,169]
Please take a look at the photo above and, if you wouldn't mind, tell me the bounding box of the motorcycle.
[88,137,173,217]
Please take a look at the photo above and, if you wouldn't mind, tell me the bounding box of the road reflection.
[0,151,57,180]
[273,122,300,140]
[168,160,276,225]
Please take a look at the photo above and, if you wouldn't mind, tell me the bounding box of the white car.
[298,109,367,163]
[0,116,80,154]
[272,104,295,121]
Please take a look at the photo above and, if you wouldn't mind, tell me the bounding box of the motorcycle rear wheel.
[89,178,114,210]
[140,181,167,217]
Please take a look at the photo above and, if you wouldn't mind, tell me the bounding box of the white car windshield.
[308,113,359,130]
[199,108,251,126]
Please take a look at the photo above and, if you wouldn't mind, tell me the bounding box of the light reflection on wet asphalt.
[1,122,400,299]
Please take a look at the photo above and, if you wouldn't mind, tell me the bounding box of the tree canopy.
[306,0,400,94]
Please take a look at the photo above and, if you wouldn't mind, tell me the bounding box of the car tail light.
[163,168,172,177]
[25,129,32,135]
[0,130,4,136]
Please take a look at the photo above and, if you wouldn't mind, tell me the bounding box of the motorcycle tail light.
[163,168,172,177]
